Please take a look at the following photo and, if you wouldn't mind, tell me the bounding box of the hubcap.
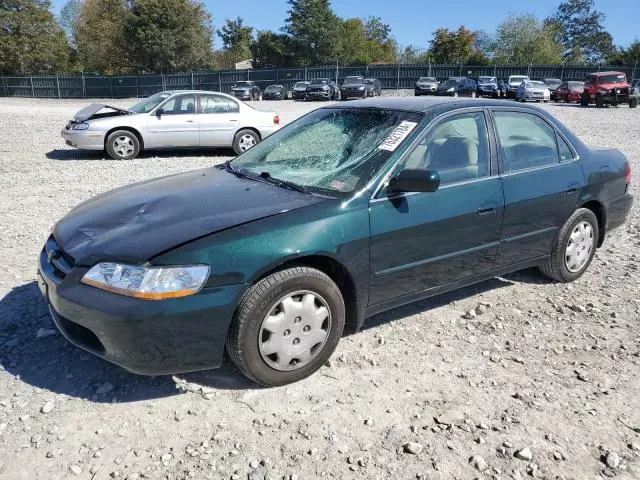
[238,134,256,151]
[258,291,331,371]
[113,136,134,157]
[565,221,594,272]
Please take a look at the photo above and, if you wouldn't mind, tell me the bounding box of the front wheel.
[105,130,140,160]
[232,129,259,155]
[630,98,638,108]
[539,208,598,283]
[226,267,345,386]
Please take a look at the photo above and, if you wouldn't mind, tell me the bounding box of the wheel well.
[257,256,360,335]
[580,200,606,247]
[235,127,261,141]
[104,127,144,150]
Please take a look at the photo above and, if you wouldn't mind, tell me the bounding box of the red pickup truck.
[581,71,638,108]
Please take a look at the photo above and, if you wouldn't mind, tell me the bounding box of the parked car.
[414,76,439,96]
[436,77,477,97]
[61,91,281,159]
[42,97,633,386]
[581,71,637,108]
[542,78,563,100]
[291,81,310,100]
[505,75,530,98]
[306,78,338,101]
[340,76,368,100]
[230,81,261,101]
[555,81,585,103]
[365,78,382,97]
[262,84,287,100]
[516,80,551,102]
[476,76,500,98]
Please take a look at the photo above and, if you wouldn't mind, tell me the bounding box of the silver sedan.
[61,90,281,160]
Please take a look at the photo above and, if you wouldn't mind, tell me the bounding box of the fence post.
[161,73,166,91]
[218,71,222,92]
[56,75,61,99]
[30,76,35,97]
[396,63,400,90]
[135,75,139,98]
[82,72,86,98]
[109,76,113,98]
[191,71,194,90]
[304,67,307,81]
[459,64,462,76]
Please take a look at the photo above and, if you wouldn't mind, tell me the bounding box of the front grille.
[44,235,75,280]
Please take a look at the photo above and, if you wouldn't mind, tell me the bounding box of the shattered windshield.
[129,92,171,113]
[231,108,423,196]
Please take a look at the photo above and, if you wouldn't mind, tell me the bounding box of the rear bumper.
[37,246,247,375]
[606,192,633,233]
[306,91,331,100]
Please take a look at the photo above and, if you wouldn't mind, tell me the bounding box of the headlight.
[81,263,210,300]
[447,87,454,92]
[72,123,90,130]
[358,86,365,90]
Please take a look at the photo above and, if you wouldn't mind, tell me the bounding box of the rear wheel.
[595,94,604,108]
[539,208,598,283]
[630,98,638,108]
[580,91,590,107]
[226,267,345,386]
[232,129,259,155]
[105,130,140,160]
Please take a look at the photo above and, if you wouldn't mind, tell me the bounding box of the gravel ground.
[0,95,639,480]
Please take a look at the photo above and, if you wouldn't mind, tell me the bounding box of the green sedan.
[38,98,633,386]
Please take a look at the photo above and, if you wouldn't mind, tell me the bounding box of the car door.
[369,109,504,305]
[146,94,199,147]
[197,94,240,147]
[490,108,584,267]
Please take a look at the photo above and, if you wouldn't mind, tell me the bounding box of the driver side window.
[401,112,490,184]
[160,94,196,115]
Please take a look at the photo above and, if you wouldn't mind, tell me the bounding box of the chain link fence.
[1,63,637,99]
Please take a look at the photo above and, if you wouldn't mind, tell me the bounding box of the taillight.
[625,161,632,185]
[273,115,280,125]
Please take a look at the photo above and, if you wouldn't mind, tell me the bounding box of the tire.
[564,95,570,104]
[630,98,638,108]
[226,267,346,387]
[232,129,260,155]
[580,91,589,107]
[595,94,604,108]
[539,208,599,283]
[105,130,140,160]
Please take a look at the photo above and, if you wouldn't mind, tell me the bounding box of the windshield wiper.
[222,160,245,177]
[258,171,310,194]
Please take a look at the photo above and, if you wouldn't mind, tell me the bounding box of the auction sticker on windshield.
[378,121,418,151]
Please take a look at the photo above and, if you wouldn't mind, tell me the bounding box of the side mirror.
[155,108,165,119]
[388,169,440,194]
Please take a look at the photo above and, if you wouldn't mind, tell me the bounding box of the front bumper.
[37,243,247,375]
[478,86,498,96]
[415,86,436,94]
[341,89,366,98]
[306,91,331,100]
[61,128,105,150]
[232,91,252,100]
[292,91,306,99]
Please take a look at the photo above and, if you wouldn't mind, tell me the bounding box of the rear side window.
[402,112,490,184]
[493,112,559,172]
[557,134,575,162]
[200,95,239,114]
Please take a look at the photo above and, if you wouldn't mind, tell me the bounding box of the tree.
[549,0,614,63]
[59,0,81,45]
[252,30,296,68]
[217,17,253,67]
[126,0,215,73]
[363,16,397,63]
[282,0,341,66]
[610,40,640,67]
[75,0,131,73]
[396,45,425,64]
[428,26,488,64]
[0,0,70,75]
[493,14,563,65]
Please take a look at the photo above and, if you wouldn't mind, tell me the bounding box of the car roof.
[591,71,625,76]
[326,96,549,113]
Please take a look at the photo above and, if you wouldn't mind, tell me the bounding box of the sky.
[51,0,636,50]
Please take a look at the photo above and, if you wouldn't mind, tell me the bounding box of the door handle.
[186,120,195,123]
[565,184,579,195]
[478,206,497,216]
[229,119,238,122]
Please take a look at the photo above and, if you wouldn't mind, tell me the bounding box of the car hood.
[231,86,251,91]
[73,103,132,122]
[437,84,456,90]
[53,167,325,266]
[417,81,437,86]
[524,87,549,93]
[478,82,497,87]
